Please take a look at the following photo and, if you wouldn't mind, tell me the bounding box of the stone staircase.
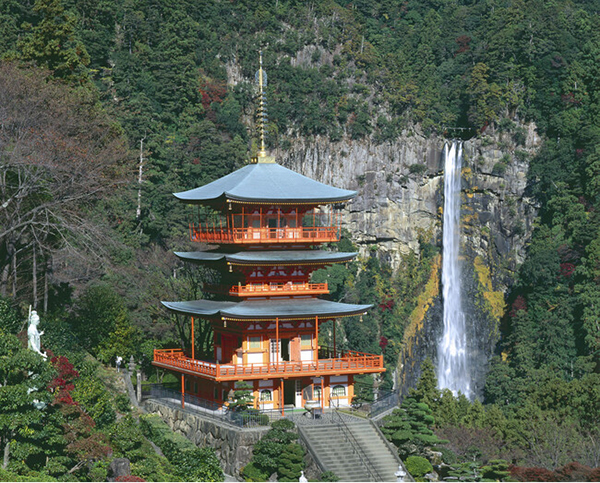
[297,413,404,481]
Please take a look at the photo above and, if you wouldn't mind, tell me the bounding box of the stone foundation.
[144,400,270,478]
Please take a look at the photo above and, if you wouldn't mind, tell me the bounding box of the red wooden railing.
[228,282,329,297]
[153,348,384,381]
[190,226,341,244]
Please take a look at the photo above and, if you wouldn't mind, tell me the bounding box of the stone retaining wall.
[144,400,270,477]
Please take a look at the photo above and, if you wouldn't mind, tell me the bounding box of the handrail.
[145,385,270,429]
[330,398,383,482]
[229,282,329,296]
[153,349,384,381]
[369,390,400,419]
[190,225,341,244]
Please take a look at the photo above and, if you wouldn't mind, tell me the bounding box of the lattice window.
[248,336,261,349]
[332,385,346,397]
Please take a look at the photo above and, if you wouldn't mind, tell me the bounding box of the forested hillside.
[1,0,599,481]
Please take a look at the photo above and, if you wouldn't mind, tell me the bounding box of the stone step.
[299,417,402,482]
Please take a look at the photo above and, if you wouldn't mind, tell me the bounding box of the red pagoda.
[153,55,384,412]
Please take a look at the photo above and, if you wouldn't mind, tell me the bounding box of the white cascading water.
[437,142,472,399]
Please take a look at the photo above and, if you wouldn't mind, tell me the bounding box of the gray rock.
[107,458,131,482]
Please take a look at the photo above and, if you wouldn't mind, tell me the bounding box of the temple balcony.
[152,347,384,382]
[228,282,329,297]
[189,225,341,244]
[189,208,343,245]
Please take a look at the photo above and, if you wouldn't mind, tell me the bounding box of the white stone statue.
[27,310,47,359]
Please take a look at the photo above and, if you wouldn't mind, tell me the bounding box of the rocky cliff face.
[279,125,540,398]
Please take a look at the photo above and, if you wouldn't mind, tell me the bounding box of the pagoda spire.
[255,50,273,163]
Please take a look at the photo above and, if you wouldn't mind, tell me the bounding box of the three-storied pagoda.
[153,54,385,412]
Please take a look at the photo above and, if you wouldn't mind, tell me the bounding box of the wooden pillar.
[315,316,319,362]
[181,374,185,409]
[191,316,195,360]
[277,207,281,230]
[280,379,284,417]
[276,317,279,370]
[321,377,325,410]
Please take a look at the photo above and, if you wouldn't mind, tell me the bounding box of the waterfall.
[437,142,472,399]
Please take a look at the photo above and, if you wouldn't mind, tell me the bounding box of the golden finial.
[253,50,274,163]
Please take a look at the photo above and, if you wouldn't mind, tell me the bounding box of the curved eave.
[173,162,356,205]
[174,251,226,263]
[174,250,357,265]
[161,298,371,320]
[223,194,355,204]
[161,300,236,317]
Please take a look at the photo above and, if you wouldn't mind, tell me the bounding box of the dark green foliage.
[380,397,447,459]
[242,419,304,482]
[72,375,116,428]
[139,414,223,482]
[408,164,428,175]
[319,470,339,481]
[481,459,510,481]
[70,283,139,365]
[17,0,91,84]
[405,456,433,480]
[409,358,440,410]
[0,297,20,334]
[0,330,56,476]
[277,443,304,482]
[108,415,177,481]
[228,381,254,412]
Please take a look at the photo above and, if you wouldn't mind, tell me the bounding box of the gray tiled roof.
[174,162,356,204]
[174,250,357,265]
[161,298,371,319]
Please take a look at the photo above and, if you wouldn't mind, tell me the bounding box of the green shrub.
[492,161,507,176]
[241,462,269,482]
[171,447,223,482]
[109,415,146,459]
[432,446,458,465]
[271,419,296,431]
[139,414,223,482]
[409,164,428,175]
[320,470,339,481]
[88,461,109,482]
[244,419,304,481]
[277,443,304,481]
[405,455,433,479]
[0,468,58,482]
[72,376,116,428]
[115,393,132,413]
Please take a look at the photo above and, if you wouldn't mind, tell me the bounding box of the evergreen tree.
[17,0,90,84]
[380,397,447,459]
[0,330,55,473]
[409,357,440,410]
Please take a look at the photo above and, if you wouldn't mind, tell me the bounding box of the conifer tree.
[17,0,90,84]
